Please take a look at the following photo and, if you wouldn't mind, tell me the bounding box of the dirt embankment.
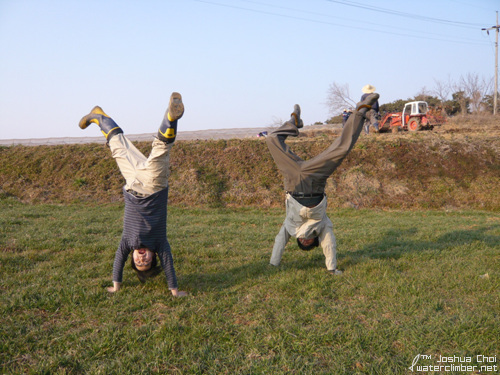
[1,115,499,210]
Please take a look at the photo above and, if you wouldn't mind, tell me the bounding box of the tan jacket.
[270,194,337,270]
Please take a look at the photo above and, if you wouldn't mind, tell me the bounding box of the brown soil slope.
[1,116,499,210]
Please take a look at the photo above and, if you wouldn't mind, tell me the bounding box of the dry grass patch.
[0,115,498,210]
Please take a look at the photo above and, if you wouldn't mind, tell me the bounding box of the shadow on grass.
[180,251,342,292]
[180,260,276,292]
[341,224,500,268]
[177,225,499,291]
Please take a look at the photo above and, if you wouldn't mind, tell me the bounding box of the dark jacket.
[361,93,379,112]
[112,187,177,288]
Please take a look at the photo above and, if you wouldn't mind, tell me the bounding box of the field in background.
[0,200,498,374]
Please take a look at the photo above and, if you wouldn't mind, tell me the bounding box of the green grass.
[0,199,499,374]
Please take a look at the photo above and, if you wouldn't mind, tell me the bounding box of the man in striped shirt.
[79,93,187,296]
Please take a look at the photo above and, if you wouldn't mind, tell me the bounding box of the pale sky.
[0,0,497,140]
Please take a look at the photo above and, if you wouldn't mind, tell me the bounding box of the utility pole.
[482,11,499,115]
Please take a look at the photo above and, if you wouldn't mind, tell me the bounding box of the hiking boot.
[158,92,184,143]
[291,104,303,129]
[79,106,123,141]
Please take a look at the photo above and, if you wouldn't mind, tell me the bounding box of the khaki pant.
[265,108,367,194]
[109,134,173,197]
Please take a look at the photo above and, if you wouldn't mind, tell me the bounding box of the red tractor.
[379,101,446,133]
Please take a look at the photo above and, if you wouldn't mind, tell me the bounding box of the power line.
[237,0,485,43]
[192,0,490,46]
[325,0,485,28]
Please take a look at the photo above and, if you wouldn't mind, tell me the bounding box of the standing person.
[341,108,352,128]
[361,84,380,134]
[78,92,187,296]
[266,93,379,275]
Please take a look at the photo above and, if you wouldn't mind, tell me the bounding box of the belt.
[127,189,147,198]
[287,192,324,198]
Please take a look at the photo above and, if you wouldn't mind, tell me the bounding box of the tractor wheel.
[408,118,421,132]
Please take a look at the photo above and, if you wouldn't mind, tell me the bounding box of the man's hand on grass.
[106,282,121,293]
[171,289,188,297]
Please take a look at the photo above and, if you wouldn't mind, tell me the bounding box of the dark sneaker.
[158,92,184,143]
[78,106,123,141]
[291,104,304,128]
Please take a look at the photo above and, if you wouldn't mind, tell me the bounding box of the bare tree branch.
[461,73,481,112]
[326,82,357,114]
[432,79,451,102]
[449,77,469,116]
[456,73,493,113]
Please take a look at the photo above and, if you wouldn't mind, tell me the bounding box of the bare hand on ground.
[106,282,121,293]
[171,289,188,297]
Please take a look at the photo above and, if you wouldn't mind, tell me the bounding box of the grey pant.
[109,134,173,197]
[364,109,379,134]
[266,107,368,195]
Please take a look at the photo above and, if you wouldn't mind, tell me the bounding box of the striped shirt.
[112,187,177,289]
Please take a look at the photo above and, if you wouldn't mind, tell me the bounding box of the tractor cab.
[402,101,428,125]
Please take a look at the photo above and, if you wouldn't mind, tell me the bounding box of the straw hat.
[362,84,376,94]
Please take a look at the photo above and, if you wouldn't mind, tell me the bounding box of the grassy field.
[1,198,498,374]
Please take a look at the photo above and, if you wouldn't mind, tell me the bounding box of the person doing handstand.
[78,93,187,296]
[266,93,379,274]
